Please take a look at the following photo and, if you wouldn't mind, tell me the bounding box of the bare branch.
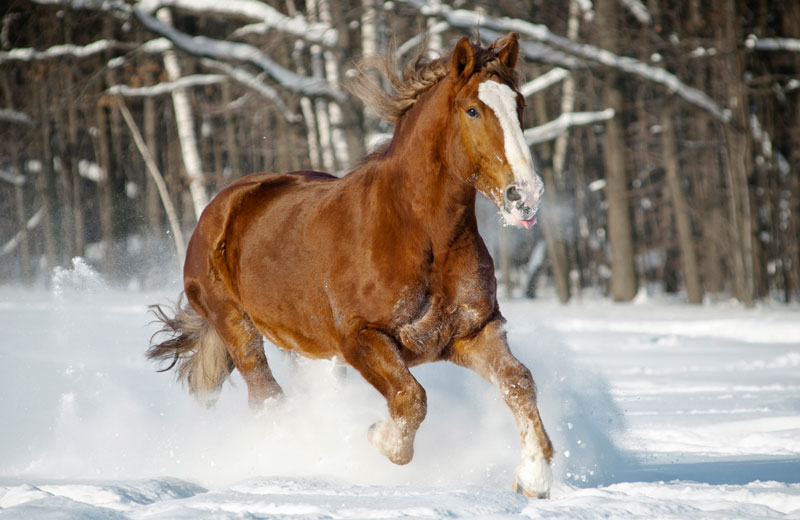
[139,0,337,46]
[200,58,301,123]
[404,0,731,123]
[107,74,226,97]
[618,0,651,26]
[0,39,134,64]
[0,108,34,126]
[1,208,43,258]
[115,97,186,259]
[745,36,800,52]
[132,7,346,102]
[520,68,570,98]
[0,168,26,186]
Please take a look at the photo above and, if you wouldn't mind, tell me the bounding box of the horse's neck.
[375,105,478,248]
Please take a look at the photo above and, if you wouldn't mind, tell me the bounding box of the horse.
[148,32,553,498]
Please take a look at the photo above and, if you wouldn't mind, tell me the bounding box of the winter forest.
[1,0,799,306]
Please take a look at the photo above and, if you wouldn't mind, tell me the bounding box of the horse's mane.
[349,36,521,124]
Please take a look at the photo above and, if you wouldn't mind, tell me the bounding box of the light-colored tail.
[147,297,233,405]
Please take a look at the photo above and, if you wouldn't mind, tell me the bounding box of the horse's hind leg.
[447,320,553,498]
[341,326,426,465]
[187,286,283,409]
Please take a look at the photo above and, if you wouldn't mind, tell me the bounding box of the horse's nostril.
[506,185,522,202]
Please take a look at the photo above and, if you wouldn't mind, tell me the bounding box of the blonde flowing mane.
[350,36,522,123]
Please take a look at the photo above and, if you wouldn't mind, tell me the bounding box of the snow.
[0,262,799,518]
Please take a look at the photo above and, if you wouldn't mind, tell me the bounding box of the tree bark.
[532,91,570,304]
[719,1,756,307]
[597,0,638,301]
[37,81,60,273]
[662,104,703,304]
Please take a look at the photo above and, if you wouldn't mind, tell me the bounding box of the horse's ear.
[451,37,475,80]
[496,32,520,69]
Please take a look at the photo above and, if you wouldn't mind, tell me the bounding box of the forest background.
[1,0,798,307]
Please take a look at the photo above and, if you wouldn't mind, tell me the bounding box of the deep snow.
[0,260,798,518]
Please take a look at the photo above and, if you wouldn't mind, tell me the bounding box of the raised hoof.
[368,421,413,465]
[513,455,552,499]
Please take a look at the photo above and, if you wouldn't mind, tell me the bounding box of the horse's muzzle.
[503,180,543,228]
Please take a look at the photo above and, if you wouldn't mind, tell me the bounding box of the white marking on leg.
[516,429,553,498]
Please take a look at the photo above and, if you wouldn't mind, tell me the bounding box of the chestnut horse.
[149,33,553,498]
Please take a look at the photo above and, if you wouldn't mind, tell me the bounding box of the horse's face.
[450,35,544,229]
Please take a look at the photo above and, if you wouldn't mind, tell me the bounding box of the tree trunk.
[360,0,381,146]
[64,12,84,259]
[95,102,114,276]
[662,104,703,304]
[35,82,60,273]
[156,7,208,221]
[532,92,570,303]
[718,1,755,307]
[13,166,33,283]
[597,0,637,301]
[221,81,240,178]
[317,0,350,171]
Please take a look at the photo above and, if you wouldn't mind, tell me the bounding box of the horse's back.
[183,170,347,357]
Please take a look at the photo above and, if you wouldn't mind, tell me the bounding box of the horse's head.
[448,33,544,229]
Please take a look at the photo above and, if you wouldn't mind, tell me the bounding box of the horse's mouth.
[503,209,538,229]
[501,183,541,229]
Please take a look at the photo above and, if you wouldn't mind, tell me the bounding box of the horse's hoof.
[368,421,413,465]
[513,478,550,499]
[513,455,552,499]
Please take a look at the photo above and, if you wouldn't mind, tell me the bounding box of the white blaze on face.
[477,80,541,195]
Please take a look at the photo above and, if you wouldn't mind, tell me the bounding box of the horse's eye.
[467,107,480,118]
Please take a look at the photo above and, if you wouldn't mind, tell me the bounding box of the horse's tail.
[147,297,233,405]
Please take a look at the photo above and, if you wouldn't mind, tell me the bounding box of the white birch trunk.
[156,7,207,220]
[552,0,580,183]
[360,0,382,148]
[291,37,323,171]
[317,0,350,171]
[306,0,336,172]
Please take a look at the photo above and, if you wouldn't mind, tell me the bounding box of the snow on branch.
[132,7,346,101]
[405,0,731,123]
[138,0,337,47]
[0,39,134,64]
[200,58,300,123]
[0,108,34,127]
[107,38,172,68]
[745,36,800,52]
[0,168,26,186]
[108,74,226,97]
[32,0,131,13]
[1,207,43,258]
[525,108,615,145]
[619,0,651,26]
[521,68,570,98]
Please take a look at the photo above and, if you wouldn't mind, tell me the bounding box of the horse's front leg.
[448,319,553,498]
[342,326,427,465]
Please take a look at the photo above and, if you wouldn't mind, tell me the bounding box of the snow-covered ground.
[1,261,799,518]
